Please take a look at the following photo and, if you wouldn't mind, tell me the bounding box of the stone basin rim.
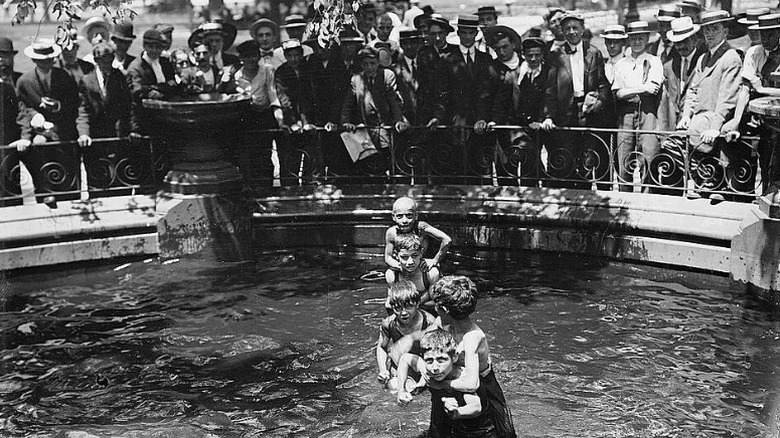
[141,94,252,110]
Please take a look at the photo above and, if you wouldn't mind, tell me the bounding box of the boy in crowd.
[376,279,437,390]
[398,328,499,437]
[384,196,452,273]
[396,275,516,438]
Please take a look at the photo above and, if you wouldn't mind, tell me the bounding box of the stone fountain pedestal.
[730,95,780,303]
[144,94,253,261]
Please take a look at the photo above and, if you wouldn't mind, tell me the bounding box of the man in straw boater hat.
[249,18,281,69]
[13,40,81,201]
[733,8,771,52]
[658,16,703,132]
[190,21,239,70]
[651,4,681,64]
[110,18,137,72]
[540,11,610,189]
[474,6,499,58]
[272,14,313,66]
[721,13,780,194]
[441,15,492,183]
[611,20,663,192]
[602,24,627,85]
[677,0,704,24]
[677,10,742,199]
[126,29,179,134]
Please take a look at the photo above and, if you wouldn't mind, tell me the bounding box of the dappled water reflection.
[2,251,780,437]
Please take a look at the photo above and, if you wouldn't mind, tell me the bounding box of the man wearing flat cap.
[678,10,742,198]
[250,18,281,69]
[111,18,137,73]
[722,13,780,193]
[191,21,240,70]
[484,27,546,186]
[541,11,610,188]
[13,41,81,201]
[126,29,179,134]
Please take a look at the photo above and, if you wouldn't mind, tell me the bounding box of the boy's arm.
[443,392,483,419]
[419,222,452,268]
[388,317,441,362]
[439,331,482,393]
[396,353,425,405]
[419,266,440,305]
[376,326,392,384]
[384,228,401,270]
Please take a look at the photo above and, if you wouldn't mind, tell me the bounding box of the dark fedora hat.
[475,6,500,16]
[482,24,520,47]
[111,18,136,41]
[189,21,238,50]
[357,46,379,60]
[142,29,166,45]
[236,39,260,56]
[425,15,454,33]
[399,29,423,40]
[0,37,18,54]
[413,13,430,29]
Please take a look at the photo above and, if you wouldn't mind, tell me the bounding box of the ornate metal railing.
[0,124,766,205]
[0,136,163,206]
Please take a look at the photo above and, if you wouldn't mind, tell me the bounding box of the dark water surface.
[2,250,780,437]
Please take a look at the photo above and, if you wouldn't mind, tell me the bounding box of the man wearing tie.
[250,18,282,70]
[658,16,702,132]
[678,11,742,199]
[540,11,610,188]
[651,5,681,64]
[395,30,423,124]
[416,16,456,129]
[189,21,239,70]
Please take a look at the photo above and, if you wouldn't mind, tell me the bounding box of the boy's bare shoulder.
[386,226,398,239]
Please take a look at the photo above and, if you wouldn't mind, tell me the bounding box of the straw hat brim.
[749,23,780,31]
[250,19,280,40]
[700,17,734,26]
[603,34,628,40]
[667,24,700,42]
[737,18,759,26]
[24,44,62,59]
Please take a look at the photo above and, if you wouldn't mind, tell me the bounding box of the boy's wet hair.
[395,233,422,253]
[392,196,418,213]
[388,279,421,308]
[430,275,477,320]
[420,328,457,357]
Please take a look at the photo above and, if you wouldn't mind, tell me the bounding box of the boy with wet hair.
[398,328,499,437]
[385,233,440,314]
[376,279,437,390]
[397,275,516,438]
[384,195,452,272]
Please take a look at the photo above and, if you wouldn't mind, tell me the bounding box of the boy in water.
[377,279,437,390]
[397,275,516,438]
[385,196,452,273]
[385,233,440,314]
[398,328,499,437]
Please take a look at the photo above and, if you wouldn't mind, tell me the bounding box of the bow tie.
[260,50,274,58]
[565,44,577,54]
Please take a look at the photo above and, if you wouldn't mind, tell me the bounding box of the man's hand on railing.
[473,120,488,135]
[540,118,556,131]
[10,139,31,152]
[676,116,690,131]
[302,123,317,132]
[425,118,439,130]
[342,123,357,132]
[721,119,740,143]
[324,122,338,133]
[394,121,409,133]
[700,129,720,144]
[148,90,164,100]
[77,135,93,147]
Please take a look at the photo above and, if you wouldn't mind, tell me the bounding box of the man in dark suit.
[416,15,455,128]
[341,47,407,177]
[179,43,221,95]
[395,29,423,124]
[276,39,313,185]
[0,37,22,85]
[111,18,137,73]
[0,55,20,205]
[126,29,178,134]
[54,29,94,86]
[14,41,81,201]
[649,5,681,64]
[658,17,703,132]
[540,11,610,188]
[76,42,132,144]
[189,21,240,70]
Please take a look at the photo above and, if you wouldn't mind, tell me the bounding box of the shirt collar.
[609,53,624,64]
[709,39,726,56]
[142,52,160,65]
[502,52,520,70]
[459,44,474,56]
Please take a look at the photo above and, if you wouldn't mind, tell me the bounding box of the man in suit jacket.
[394,29,423,124]
[14,41,81,201]
[0,70,19,205]
[189,22,240,70]
[649,5,681,64]
[679,11,743,197]
[54,30,94,86]
[0,37,23,85]
[179,43,221,95]
[341,47,407,176]
[540,12,610,187]
[126,29,179,134]
[416,16,456,128]
[658,17,703,132]
[76,42,132,144]
[111,18,137,73]
[275,39,313,185]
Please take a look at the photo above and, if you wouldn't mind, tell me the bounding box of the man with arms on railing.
[127,29,179,134]
[341,46,407,178]
[678,11,742,200]
[721,13,780,195]
[540,11,610,189]
[76,42,132,146]
[13,41,80,201]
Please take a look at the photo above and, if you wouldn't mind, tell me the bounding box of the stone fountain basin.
[142,93,252,129]
[749,96,780,118]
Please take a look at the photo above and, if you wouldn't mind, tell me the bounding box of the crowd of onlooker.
[1,0,780,201]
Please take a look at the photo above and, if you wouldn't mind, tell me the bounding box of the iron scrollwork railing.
[0,136,160,205]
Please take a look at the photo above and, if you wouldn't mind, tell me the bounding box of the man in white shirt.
[612,20,663,192]
[603,25,627,85]
[474,6,499,58]
[250,18,282,70]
